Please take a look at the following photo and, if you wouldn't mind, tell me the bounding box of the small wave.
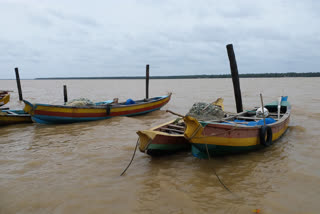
[308,112,320,119]
[288,125,306,132]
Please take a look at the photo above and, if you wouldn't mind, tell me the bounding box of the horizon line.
[1,72,320,80]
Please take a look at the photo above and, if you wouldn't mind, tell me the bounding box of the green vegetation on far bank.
[35,72,320,80]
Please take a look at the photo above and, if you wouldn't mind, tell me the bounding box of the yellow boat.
[184,96,291,158]
[137,118,190,156]
[137,98,225,156]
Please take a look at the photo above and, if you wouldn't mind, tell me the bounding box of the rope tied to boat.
[120,138,139,176]
[205,143,233,194]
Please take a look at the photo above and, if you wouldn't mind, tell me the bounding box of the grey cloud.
[27,13,53,28]
[0,0,320,79]
[47,9,100,28]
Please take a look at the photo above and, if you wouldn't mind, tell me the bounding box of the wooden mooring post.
[14,67,23,101]
[63,85,68,103]
[146,64,149,99]
[226,44,243,113]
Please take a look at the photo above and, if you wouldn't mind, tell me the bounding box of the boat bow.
[183,116,205,141]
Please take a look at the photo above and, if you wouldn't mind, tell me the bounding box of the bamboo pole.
[260,93,266,126]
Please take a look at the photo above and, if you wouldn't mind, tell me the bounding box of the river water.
[0,78,319,214]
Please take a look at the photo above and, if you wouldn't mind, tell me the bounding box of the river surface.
[0,78,319,214]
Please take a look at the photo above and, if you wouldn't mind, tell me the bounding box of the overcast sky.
[0,0,319,79]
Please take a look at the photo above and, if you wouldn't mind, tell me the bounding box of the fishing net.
[66,98,94,107]
[186,102,225,121]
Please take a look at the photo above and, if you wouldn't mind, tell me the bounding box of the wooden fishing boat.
[136,98,225,156]
[137,118,190,156]
[184,96,291,158]
[0,91,10,107]
[23,93,172,124]
[0,110,32,126]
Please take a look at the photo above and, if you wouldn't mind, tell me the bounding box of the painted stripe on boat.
[32,107,162,124]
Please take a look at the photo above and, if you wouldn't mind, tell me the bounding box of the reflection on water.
[0,78,320,214]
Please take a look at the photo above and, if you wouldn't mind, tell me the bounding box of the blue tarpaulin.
[125,99,135,105]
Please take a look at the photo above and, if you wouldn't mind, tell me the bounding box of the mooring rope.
[205,143,233,194]
[120,138,139,176]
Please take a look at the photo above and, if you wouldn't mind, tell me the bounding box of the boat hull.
[24,94,171,124]
[191,143,262,158]
[0,110,32,126]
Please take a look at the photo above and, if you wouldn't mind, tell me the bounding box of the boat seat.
[167,124,185,130]
[159,127,184,134]
[236,116,262,121]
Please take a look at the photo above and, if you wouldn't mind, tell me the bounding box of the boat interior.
[154,119,185,135]
[206,98,290,126]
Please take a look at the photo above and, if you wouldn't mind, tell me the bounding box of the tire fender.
[260,125,273,146]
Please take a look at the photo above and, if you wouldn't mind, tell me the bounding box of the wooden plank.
[236,116,262,121]
[167,124,185,130]
[159,127,184,134]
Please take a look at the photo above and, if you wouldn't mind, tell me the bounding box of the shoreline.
[1,72,320,80]
[35,72,320,80]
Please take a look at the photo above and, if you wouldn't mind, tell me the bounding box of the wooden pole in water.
[14,67,23,101]
[146,64,149,99]
[226,44,243,113]
[63,85,68,104]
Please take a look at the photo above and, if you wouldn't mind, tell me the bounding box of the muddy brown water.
[0,78,319,214]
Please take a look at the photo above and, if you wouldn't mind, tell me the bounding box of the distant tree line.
[35,72,320,80]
